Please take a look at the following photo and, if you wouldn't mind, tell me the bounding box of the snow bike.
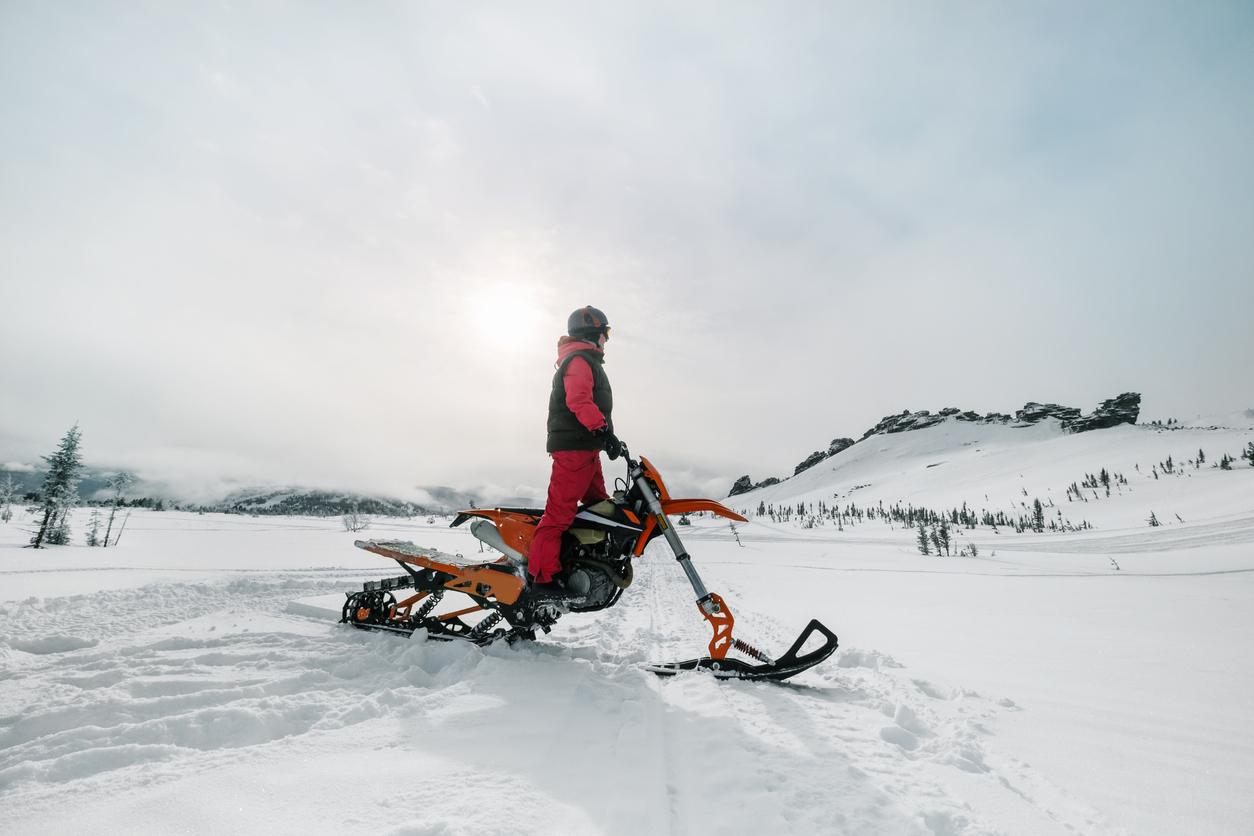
[341,443,838,681]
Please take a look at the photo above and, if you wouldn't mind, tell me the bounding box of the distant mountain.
[0,458,538,517]
[207,488,427,517]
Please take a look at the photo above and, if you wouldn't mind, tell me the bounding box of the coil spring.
[413,590,444,622]
[731,637,773,663]
[469,611,503,639]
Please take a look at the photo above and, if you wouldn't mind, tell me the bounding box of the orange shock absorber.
[697,592,735,660]
[731,637,774,664]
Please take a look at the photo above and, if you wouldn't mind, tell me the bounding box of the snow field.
[2,419,1253,836]
[0,560,1036,835]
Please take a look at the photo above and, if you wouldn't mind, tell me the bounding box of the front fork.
[634,465,771,663]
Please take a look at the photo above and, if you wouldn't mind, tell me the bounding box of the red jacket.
[555,336,607,432]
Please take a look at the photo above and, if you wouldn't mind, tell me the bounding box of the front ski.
[646,619,838,682]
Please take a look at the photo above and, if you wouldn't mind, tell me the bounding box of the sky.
[2,1,1252,503]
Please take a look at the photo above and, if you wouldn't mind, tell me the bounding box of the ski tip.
[647,619,838,683]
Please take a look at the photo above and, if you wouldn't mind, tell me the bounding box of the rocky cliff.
[859,393,1140,440]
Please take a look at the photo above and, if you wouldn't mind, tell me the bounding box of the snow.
[2,423,1253,834]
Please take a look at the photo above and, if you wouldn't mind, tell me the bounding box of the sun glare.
[470,283,546,348]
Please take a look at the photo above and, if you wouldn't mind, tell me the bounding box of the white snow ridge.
[2,418,1253,834]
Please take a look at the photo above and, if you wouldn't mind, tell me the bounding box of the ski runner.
[529,305,623,587]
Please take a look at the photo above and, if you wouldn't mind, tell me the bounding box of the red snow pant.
[529,450,609,583]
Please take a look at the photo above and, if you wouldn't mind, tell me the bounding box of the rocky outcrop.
[1015,403,1081,424]
[861,393,1140,440]
[1068,392,1141,431]
[793,438,856,476]
[859,410,1013,440]
[728,474,782,497]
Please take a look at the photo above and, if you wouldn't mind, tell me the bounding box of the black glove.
[596,427,623,460]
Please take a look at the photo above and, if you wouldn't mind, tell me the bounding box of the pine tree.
[916,522,930,555]
[1244,443,1254,466]
[1031,498,1045,533]
[0,474,16,523]
[31,425,84,548]
[1147,511,1160,527]
[937,519,952,556]
[1197,448,1205,464]
[86,510,102,547]
[1219,453,1233,470]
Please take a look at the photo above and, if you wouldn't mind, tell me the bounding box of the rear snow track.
[0,558,1122,835]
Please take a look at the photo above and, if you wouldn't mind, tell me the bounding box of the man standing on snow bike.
[529,305,624,588]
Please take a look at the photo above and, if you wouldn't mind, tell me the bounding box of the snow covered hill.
[727,419,1254,534]
[1,421,1253,835]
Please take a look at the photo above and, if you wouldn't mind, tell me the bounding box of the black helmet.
[567,305,610,338]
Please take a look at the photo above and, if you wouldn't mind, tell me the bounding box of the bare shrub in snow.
[342,510,371,532]
[102,472,136,548]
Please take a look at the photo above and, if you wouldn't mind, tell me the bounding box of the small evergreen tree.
[1031,498,1045,533]
[1197,448,1205,464]
[1147,511,1160,527]
[0,474,16,523]
[937,519,952,556]
[916,522,930,555]
[86,510,102,547]
[1244,442,1254,466]
[31,425,84,548]
[929,527,942,555]
[1219,453,1233,470]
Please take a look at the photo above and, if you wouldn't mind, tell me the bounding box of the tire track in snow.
[0,560,1121,835]
[0,572,371,649]
[625,549,1124,835]
[625,555,934,833]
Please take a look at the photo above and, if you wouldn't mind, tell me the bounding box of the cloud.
[2,2,1251,497]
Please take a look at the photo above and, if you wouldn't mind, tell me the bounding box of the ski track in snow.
[0,559,1124,835]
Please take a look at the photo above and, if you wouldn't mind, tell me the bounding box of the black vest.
[547,349,613,452]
